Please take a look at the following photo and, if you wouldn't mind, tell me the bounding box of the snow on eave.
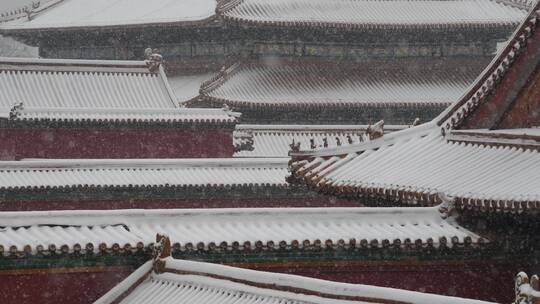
[0,205,448,227]
[0,157,289,171]
[1,106,240,123]
[0,205,485,256]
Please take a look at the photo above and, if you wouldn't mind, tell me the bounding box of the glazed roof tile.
[0,206,484,256]
[2,107,238,124]
[201,58,485,108]
[222,0,527,29]
[96,258,494,304]
[0,158,288,190]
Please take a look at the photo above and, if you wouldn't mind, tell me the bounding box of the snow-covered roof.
[0,206,485,256]
[290,126,540,211]
[0,158,288,191]
[0,57,237,124]
[1,0,526,31]
[200,58,485,108]
[289,6,540,213]
[234,124,407,157]
[0,57,176,109]
[2,107,237,125]
[0,0,217,30]
[96,257,495,304]
[221,0,527,29]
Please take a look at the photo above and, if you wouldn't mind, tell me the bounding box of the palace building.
[0,0,528,124]
[0,1,538,304]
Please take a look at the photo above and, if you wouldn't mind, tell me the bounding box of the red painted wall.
[0,267,133,304]
[0,261,528,304]
[0,196,361,211]
[497,62,540,129]
[0,127,233,160]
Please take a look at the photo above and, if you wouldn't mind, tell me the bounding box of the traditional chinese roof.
[200,58,483,108]
[0,107,237,125]
[290,126,540,210]
[0,206,485,256]
[0,0,217,30]
[234,124,407,157]
[168,73,214,103]
[0,57,176,109]
[95,257,494,304]
[0,57,237,124]
[0,158,288,191]
[289,5,540,214]
[0,0,527,32]
[221,0,527,30]
[195,58,487,124]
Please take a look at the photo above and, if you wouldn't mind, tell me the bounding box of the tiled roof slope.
[224,0,526,29]
[289,4,540,214]
[0,0,217,30]
[234,124,407,157]
[1,0,526,31]
[222,0,527,29]
[96,258,494,304]
[0,206,484,256]
[0,57,237,123]
[0,57,176,109]
[0,158,288,190]
[1,107,238,125]
[291,126,540,210]
[200,58,485,108]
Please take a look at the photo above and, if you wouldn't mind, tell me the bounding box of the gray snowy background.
[0,0,38,57]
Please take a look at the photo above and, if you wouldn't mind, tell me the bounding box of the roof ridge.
[0,205,447,226]
[0,0,64,23]
[0,56,149,69]
[216,0,245,14]
[0,106,239,124]
[200,60,242,95]
[11,106,235,114]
